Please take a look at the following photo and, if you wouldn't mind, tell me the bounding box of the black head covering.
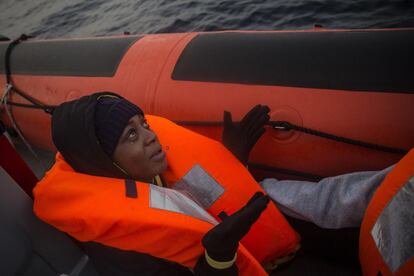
[51,92,142,178]
[95,96,143,157]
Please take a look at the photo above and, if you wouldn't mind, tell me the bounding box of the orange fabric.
[359,149,414,276]
[147,115,300,262]
[34,154,267,275]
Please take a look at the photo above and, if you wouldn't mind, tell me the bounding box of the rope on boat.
[1,84,46,171]
[3,34,56,113]
[176,120,408,155]
[2,34,49,171]
[268,121,408,155]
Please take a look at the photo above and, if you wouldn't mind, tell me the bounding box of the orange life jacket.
[359,149,414,276]
[34,115,300,274]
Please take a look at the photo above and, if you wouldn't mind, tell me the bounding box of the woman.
[35,91,274,275]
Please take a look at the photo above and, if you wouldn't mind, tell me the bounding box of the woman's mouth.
[151,148,165,161]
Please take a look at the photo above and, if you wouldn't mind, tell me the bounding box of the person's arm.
[260,166,394,229]
[194,192,269,276]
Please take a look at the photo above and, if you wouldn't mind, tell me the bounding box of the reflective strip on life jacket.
[360,149,414,276]
[149,183,218,225]
[371,176,413,274]
[173,164,225,210]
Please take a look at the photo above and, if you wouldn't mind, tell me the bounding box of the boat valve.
[270,121,291,131]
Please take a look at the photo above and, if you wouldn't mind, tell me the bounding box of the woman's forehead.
[128,114,144,124]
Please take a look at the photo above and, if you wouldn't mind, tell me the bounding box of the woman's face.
[112,114,167,182]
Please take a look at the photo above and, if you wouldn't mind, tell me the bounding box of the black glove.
[202,192,270,262]
[222,105,270,165]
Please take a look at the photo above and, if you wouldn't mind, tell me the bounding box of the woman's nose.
[143,128,156,146]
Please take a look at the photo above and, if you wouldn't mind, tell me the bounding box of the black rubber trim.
[249,162,323,181]
[0,35,10,41]
[125,179,138,198]
[0,36,141,77]
[0,121,5,134]
[172,31,414,93]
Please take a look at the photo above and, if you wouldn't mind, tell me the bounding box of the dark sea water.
[1,0,414,39]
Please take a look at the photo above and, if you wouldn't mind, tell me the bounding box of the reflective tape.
[150,184,218,225]
[173,164,224,209]
[371,176,414,273]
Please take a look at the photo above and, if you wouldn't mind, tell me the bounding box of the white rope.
[1,84,46,172]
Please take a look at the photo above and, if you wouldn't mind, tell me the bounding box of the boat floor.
[11,140,362,276]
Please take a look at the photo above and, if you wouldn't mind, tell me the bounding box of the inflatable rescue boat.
[1,28,413,181]
[1,28,413,275]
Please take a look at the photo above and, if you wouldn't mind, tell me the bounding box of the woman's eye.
[128,129,137,139]
[143,121,150,129]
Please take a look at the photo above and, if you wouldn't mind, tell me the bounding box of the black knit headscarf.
[51,92,143,178]
[94,96,143,157]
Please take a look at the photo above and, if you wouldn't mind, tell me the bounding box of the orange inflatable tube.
[1,28,413,180]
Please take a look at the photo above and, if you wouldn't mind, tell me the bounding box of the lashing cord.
[176,120,408,156]
[268,121,407,155]
[3,34,56,113]
[1,35,409,179]
[1,34,55,171]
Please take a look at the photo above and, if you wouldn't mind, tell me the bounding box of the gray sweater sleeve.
[260,166,394,229]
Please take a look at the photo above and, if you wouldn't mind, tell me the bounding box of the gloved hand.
[222,105,270,165]
[202,192,270,262]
